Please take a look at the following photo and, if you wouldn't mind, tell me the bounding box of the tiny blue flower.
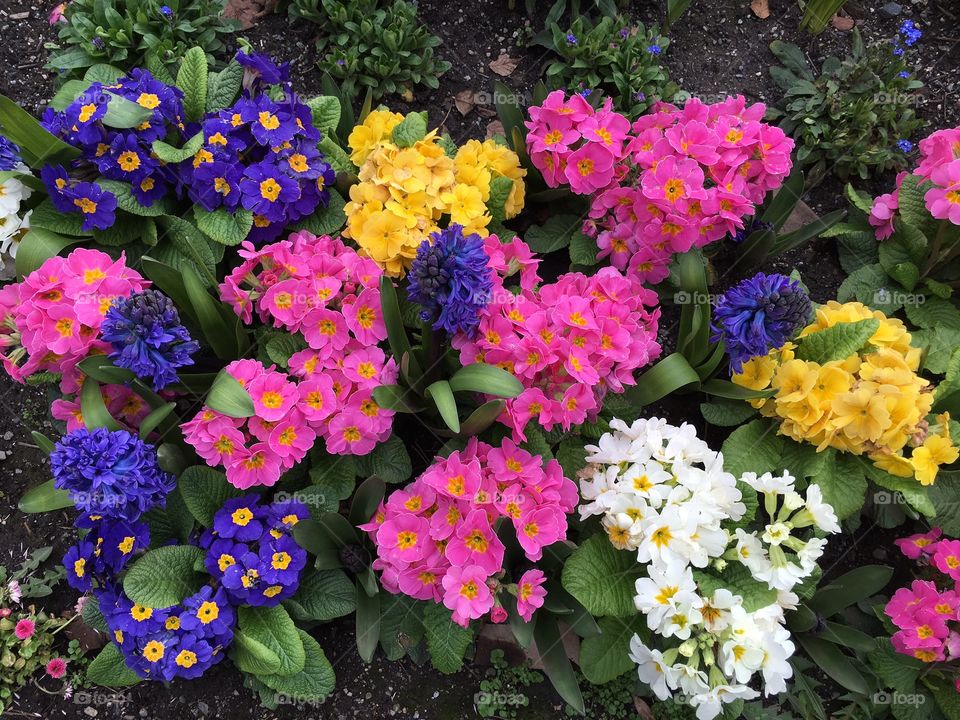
[898,70,910,79]
[647,44,662,55]
[897,139,913,153]
[899,19,921,46]
[160,4,173,15]
[565,33,577,45]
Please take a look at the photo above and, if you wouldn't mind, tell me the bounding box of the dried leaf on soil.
[224,0,279,28]
[488,52,519,77]
[454,90,478,116]
[831,14,856,30]
[750,0,770,19]
[485,120,505,139]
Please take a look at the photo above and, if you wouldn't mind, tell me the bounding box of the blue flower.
[407,224,493,336]
[899,19,921,46]
[239,160,301,222]
[40,164,75,212]
[0,135,22,171]
[160,4,173,16]
[50,428,174,522]
[235,50,291,86]
[178,586,235,641]
[897,139,914,153]
[209,496,267,542]
[242,95,297,147]
[70,181,118,231]
[711,272,812,373]
[190,159,243,212]
[565,33,577,45]
[101,289,199,390]
[63,540,95,592]
[898,70,911,79]
[647,44,662,55]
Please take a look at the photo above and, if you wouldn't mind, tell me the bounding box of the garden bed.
[0,0,958,717]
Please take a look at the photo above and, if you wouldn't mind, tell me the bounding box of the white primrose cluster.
[0,172,32,261]
[577,418,841,720]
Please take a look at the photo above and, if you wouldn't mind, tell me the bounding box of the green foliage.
[475,649,544,718]
[46,0,238,76]
[539,13,676,117]
[290,0,450,102]
[768,30,926,183]
[561,534,641,618]
[423,601,473,674]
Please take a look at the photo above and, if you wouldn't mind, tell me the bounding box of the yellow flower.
[830,386,890,443]
[911,435,959,486]
[348,110,404,166]
[871,451,915,478]
[733,354,778,391]
[454,139,526,219]
[442,184,487,226]
[772,359,818,404]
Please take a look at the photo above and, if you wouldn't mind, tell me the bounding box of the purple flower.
[565,33,577,45]
[711,272,812,373]
[69,181,117,231]
[235,50,290,86]
[239,160,301,222]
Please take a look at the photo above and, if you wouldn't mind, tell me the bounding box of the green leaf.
[142,487,194,545]
[151,132,204,164]
[193,205,253,246]
[308,451,357,504]
[700,400,757,427]
[355,434,412,484]
[265,333,309,370]
[525,214,583,254]
[206,368,256,418]
[177,46,209,122]
[372,385,423,413]
[86,643,141,687]
[157,215,218,286]
[178,465,245,527]
[138,403,176,440]
[0,94,80,168]
[355,582,380,662]
[770,40,814,80]
[562,534,641,618]
[695,564,778,612]
[578,615,647,684]
[423,601,473,674]
[350,475,386,526]
[927,674,960,720]
[30,431,56,455]
[914,326,960,375]
[425,380,460,432]
[808,565,892,617]
[534,614,583,714]
[102,92,152,129]
[236,605,306,676]
[811,451,868,520]
[797,635,870,695]
[290,188,347,236]
[378,594,424,661]
[904,296,960,331]
[796,319,880,364]
[379,275,421,380]
[721,419,827,480]
[80,377,122,430]
[255,629,335,702]
[15,228,85,277]
[838,264,902,315]
[18,480,73,514]
[459,399,505,436]
[122,545,206,608]
[284,569,356,622]
[83,64,125,84]
[624,352,701,407]
[569,230,600,266]
[231,627,283,675]
[96,179,174,217]
[868,466,935,517]
[206,59,243,112]
[868,639,922,695]
[182,262,236,359]
[391,111,428,148]
[306,95,342,135]
[448,363,524,398]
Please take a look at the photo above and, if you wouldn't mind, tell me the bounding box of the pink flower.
[564,143,615,195]
[325,413,378,455]
[48,2,66,23]
[342,289,387,345]
[46,658,68,679]
[446,509,505,575]
[226,444,282,489]
[441,565,493,627]
[515,569,547,622]
[490,605,508,624]
[641,155,705,207]
[14,618,35,640]
[932,540,960,581]
[895,528,942,559]
[515,506,564,561]
[7,580,21,605]
[925,159,960,224]
[247,372,298,422]
[377,513,431,564]
[421,453,482,501]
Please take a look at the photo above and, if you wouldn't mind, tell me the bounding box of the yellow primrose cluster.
[343,110,526,276]
[733,301,958,485]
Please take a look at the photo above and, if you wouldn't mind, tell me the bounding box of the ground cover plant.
[0,0,958,718]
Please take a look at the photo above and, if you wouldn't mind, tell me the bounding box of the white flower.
[759,625,795,695]
[602,513,643,551]
[804,484,841,534]
[798,536,827,573]
[761,522,792,546]
[0,178,29,215]
[637,505,698,569]
[690,684,759,720]
[699,588,739,634]
[673,663,710,697]
[782,490,805,512]
[775,589,800,611]
[628,635,677,700]
[7,579,21,604]
[754,547,806,591]
[584,430,647,465]
[634,562,699,631]
[741,470,795,495]
[720,634,765,684]
[617,460,672,502]
[734,529,770,578]
[661,602,702,640]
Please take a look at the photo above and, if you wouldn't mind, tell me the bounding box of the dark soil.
[1,0,957,717]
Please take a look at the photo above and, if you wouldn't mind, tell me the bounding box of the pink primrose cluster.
[362,438,577,627]
[525,91,794,283]
[886,528,960,671]
[0,248,147,387]
[218,230,397,455]
[453,237,661,440]
[869,127,960,238]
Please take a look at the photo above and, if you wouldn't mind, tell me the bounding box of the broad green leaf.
[426,380,460,432]
[448,363,524,398]
[349,475,386,526]
[86,643,141,687]
[19,480,73,514]
[811,450,868,520]
[206,59,243,112]
[290,188,347,238]
[178,465,245,527]
[96,179,174,217]
[157,215,218,286]
[194,206,253,246]
[378,594,424,661]
[182,262,237,359]
[264,333,308,370]
[695,564,778,612]
[284,569,356,622]
[237,605,306,676]
[205,368,256,418]
[177,47,208,122]
[391,111,428,148]
[700,400,757,427]
[256,629,335,701]
[102,92,152,129]
[534,614,583,714]
[525,214,584,254]
[0,94,80,168]
[808,565,892,617]
[80,377,122,431]
[355,582,380,662]
[231,627,283,675]
[795,319,880,364]
[721,419,827,480]
[868,639,922,695]
[355,434,412,484]
[423,601,472,674]
[151,132,204,164]
[122,545,206,608]
[308,451,357,504]
[578,615,647,685]
[797,635,870,695]
[561,534,641,618]
[306,95,341,134]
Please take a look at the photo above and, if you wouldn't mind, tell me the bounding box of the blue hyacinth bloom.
[0,135,22,171]
[711,272,812,373]
[101,289,199,390]
[407,224,493,336]
[50,428,175,522]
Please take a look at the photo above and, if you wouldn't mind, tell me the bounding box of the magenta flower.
[925,159,960,224]
[515,569,547,622]
[441,565,494,627]
[14,618,35,640]
[895,527,942,559]
[46,657,68,679]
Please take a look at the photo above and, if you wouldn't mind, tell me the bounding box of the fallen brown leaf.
[488,52,519,77]
[454,90,477,116]
[831,14,856,30]
[223,0,279,29]
[485,120,505,139]
[750,0,770,19]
